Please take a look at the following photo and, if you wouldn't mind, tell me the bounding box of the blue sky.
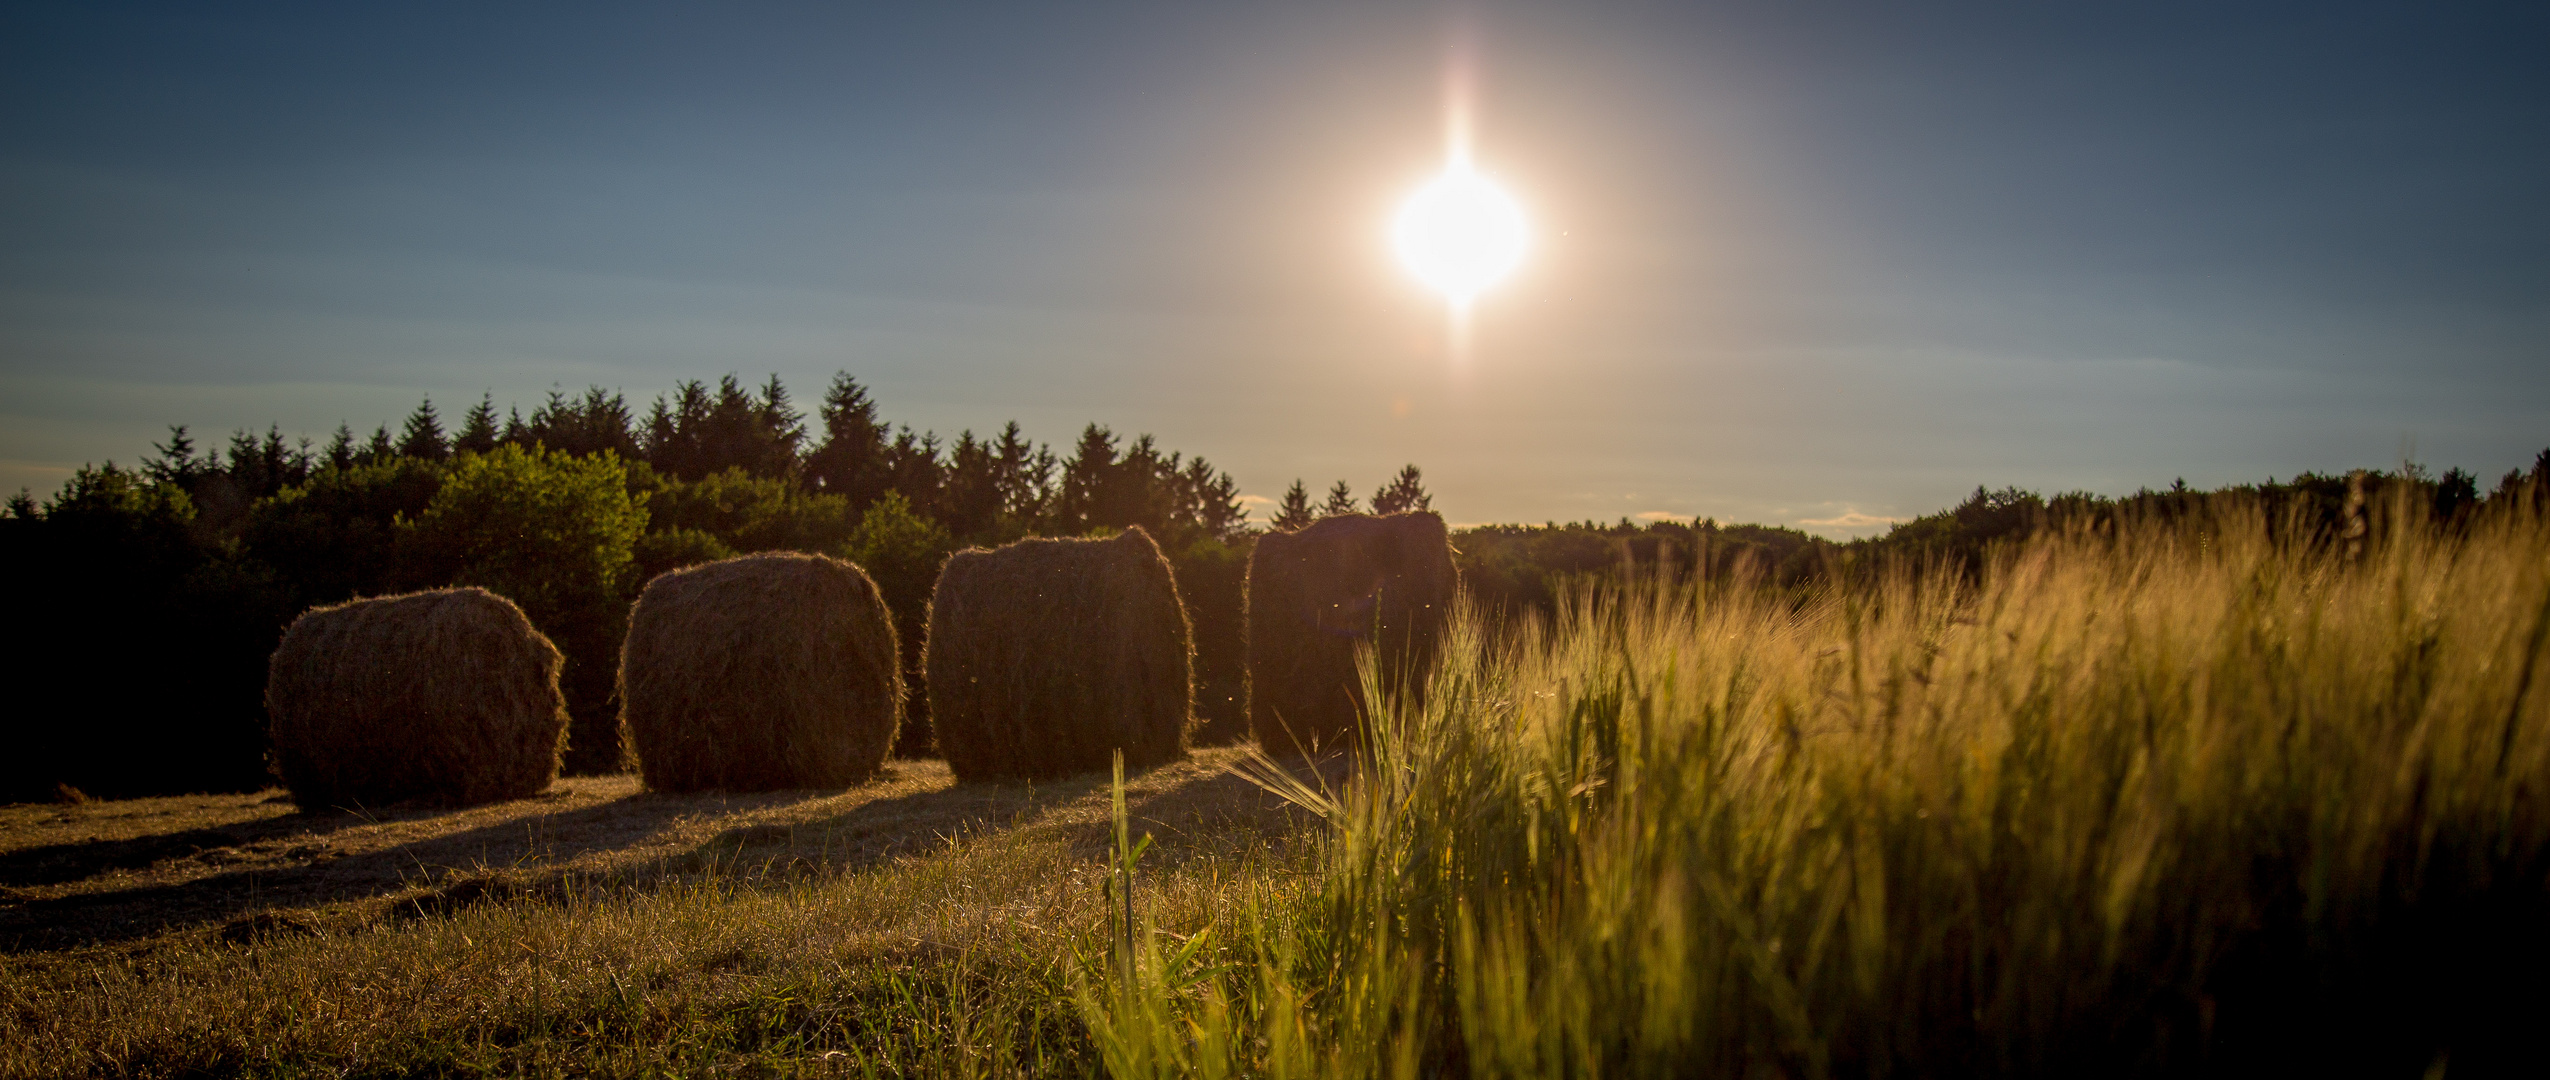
[3,2,2542,532]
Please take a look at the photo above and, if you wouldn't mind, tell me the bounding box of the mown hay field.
[5,490,2546,1077]
[0,750,1319,1078]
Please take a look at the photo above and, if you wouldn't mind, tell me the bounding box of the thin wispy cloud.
[1797,511,1904,529]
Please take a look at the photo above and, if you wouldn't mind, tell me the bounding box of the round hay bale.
[620,551,902,792]
[926,527,1192,782]
[1246,511,1458,758]
[265,587,569,809]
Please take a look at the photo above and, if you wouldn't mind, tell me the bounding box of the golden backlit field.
[6,490,2547,1078]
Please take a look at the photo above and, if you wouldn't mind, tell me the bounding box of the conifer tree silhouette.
[323,424,357,471]
[1319,480,1357,518]
[454,393,501,455]
[806,372,890,507]
[1370,464,1432,514]
[397,398,450,461]
[1273,479,1315,531]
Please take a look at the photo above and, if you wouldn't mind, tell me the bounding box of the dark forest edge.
[4,370,2542,802]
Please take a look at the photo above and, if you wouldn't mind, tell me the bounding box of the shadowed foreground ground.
[0,747,1319,955]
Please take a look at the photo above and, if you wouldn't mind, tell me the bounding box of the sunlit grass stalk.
[1088,489,2550,1076]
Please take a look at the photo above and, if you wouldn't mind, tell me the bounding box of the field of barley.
[6,489,2546,1078]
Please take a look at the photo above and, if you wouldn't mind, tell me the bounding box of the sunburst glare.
[1393,155,1529,307]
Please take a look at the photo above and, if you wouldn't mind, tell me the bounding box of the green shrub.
[242,456,448,603]
[842,491,956,756]
[645,467,856,554]
[401,446,648,773]
[632,528,737,585]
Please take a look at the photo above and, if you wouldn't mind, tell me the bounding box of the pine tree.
[1319,480,1357,518]
[3,488,35,520]
[991,420,1050,524]
[454,393,501,455]
[641,380,713,478]
[364,426,396,464]
[701,374,765,475]
[1113,434,1172,532]
[1273,479,1315,531]
[223,425,309,499]
[938,430,1005,542]
[1058,424,1177,534]
[224,429,263,491]
[638,374,800,478]
[1370,464,1432,515]
[522,387,640,459]
[883,426,945,517]
[324,424,357,471]
[142,426,211,487]
[1180,456,1248,540]
[1055,424,1121,533]
[652,373,798,478]
[755,374,805,471]
[806,372,890,507]
[398,398,450,461]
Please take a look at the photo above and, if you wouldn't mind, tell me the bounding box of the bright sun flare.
[1393,160,1528,305]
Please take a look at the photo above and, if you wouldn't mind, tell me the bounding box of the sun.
[1393,158,1528,305]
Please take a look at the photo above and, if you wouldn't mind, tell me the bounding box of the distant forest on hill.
[3,369,2543,803]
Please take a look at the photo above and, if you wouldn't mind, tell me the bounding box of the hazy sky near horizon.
[3,2,2543,533]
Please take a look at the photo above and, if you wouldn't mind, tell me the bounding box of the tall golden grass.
[1090,488,2550,1076]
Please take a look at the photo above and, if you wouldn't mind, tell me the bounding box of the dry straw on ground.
[1247,511,1458,757]
[265,587,569,809]
[620,551,902,793]
[926,526,1193,781]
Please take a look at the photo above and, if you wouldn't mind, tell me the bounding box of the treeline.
[1457,454,2550,616]
[4,375,2539,804]
[1862,459,2550,570]
[0,373,1276,801]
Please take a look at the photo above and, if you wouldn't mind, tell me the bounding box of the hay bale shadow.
[0,789,811,952]
[671,773,1118,879]
[0,751,1329,953]
[1064,752,1349,864]
[0,810,379,890]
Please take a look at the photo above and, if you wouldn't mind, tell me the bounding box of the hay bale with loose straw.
[265,587,569,809]
[1247,510,1458,757]
[620,551,903,793]
[926,526,1193,781]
